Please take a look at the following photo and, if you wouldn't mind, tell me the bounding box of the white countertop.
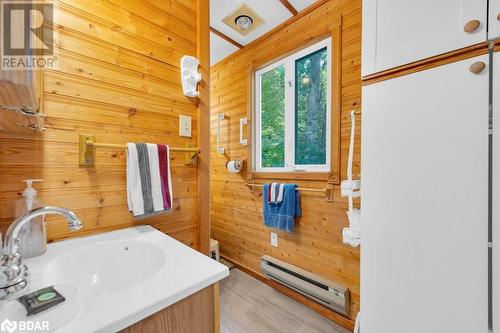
[0,226,229,333]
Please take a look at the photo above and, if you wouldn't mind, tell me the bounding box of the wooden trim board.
[279,0,299,16]
[213,283,221,333]
[197,0,211,255]
[245,63,254,182]
[210,27,244,49]
[329,17,342,185]
[363,42,490,85]
[250,172,332,181]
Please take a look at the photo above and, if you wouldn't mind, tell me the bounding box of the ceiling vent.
[222,4,264,36]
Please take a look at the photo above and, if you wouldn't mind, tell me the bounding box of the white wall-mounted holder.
[341,110,361,247]
[240,117,248,146]
[226,160,243,173]
[180,55,201,97]
[216,112,225,154]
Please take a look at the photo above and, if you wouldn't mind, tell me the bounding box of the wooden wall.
[210,0,361,322]
[0,0,204,247]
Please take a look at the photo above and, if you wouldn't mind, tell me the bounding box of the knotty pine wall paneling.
[209,0,361,324]
[0,0,204,248]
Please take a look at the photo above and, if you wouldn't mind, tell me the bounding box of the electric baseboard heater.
[261,255,350,317]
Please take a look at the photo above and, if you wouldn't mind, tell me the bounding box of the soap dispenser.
[14,179,46,258]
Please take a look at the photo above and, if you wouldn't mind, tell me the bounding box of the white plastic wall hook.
[181,56,202,97]
[342,227,361,247]
[341,179,361,197]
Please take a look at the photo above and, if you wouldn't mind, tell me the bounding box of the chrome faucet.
[0,206,83,299]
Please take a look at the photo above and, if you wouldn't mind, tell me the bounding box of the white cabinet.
[490,1,500,40]
[362,0,487,77]
[494,51,500,333]
[361,55,489,333]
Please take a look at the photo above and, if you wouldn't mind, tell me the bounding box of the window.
[255,38,331,173]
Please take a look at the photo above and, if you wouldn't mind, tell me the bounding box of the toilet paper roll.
[226,160,242,173]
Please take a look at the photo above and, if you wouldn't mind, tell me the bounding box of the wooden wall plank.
[209,0,361,324]
[53,26,181,82]
[0,1,202,247]
[43,71,196,115]
[52,2,194,65]
[58,0,197,45]
[54,49,187,101]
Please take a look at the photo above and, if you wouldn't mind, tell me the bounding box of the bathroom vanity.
[0,226,228,333]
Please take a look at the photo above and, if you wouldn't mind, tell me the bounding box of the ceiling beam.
[210,27,244,49]
[279,0,298,16]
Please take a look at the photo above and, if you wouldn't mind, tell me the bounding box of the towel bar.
[244,182,333,202]
[79,134,201,166]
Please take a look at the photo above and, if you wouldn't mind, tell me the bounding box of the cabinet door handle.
[463,20,480,33]
[469,61,486,74]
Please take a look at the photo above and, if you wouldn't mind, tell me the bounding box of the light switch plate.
[270,232,278,247]
[179,115,192,137]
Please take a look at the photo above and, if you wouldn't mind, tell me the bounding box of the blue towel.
[263,184,301,232]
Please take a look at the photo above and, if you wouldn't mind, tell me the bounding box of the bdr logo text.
[0,319,49,333]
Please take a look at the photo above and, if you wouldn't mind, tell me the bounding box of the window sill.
[250,171,339,183]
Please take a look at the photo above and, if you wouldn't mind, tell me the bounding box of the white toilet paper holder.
[226,160,243,173]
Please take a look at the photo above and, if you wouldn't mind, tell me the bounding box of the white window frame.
[254,38,332,173]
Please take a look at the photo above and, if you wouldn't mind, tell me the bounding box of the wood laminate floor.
[220,269,351,333]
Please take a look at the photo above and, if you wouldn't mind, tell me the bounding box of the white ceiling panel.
[210,0,292,46]
[210,32,239,66]
[210,0,320,65]
[288,0,316,12]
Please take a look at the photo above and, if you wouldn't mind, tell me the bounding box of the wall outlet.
[179,115,192,137]
[270,232,278,247]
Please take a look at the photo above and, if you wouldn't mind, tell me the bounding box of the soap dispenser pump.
[15,179,47,258]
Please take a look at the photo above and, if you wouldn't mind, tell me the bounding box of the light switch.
[179,115,192,137]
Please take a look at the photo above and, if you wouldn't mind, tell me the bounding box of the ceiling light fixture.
[223,4,263,36]
[235,15,253,31]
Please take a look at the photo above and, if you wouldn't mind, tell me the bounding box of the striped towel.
[127,143,173,218]
[267,183,285,205]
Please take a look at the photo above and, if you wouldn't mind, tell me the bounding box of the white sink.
[44,240,165,297]
[0,226,229,333]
